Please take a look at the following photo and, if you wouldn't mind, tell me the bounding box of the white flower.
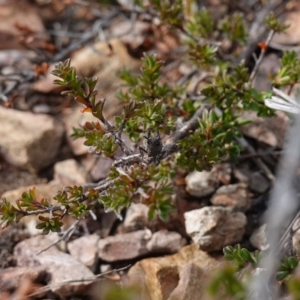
[264,87,300,114]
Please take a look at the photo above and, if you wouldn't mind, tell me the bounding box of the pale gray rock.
[184,207,247,252]
[250,224,269,251]
[211,183,251,211]
[123,203,149,232]
[98,229,185,262]
[146,230,186,253]
[54,159,89,185]
[67,234,100,272]
[98,229,152,262]
[0,106,64,172]
[14,235,95,297]
[185,171,219,198]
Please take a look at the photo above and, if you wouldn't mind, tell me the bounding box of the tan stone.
[211,183,251,211]
[0,106,64,172]
[54,159,89,185]
[126,244,223,300]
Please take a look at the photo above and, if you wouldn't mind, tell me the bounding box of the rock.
[0,0,47,50]
[240,110,288,148]
[272,7,300,46]
[63,106,98,156]
[1,182,64,235]
[250,224,269,251]
[146,230,186,254]
[126,244,224,300]
[54,159,89,185]
[185,171,219,198]
[0,249,16,269]
[0,266,49,293]
[211,163,232,185]
[168,263,204,300]
[90,157,113,181]
[123,203,149,232]
[98,229,152,262]
[72,39,141,119]
[184,207,247,252]
[98,229,185,262]
[89,134,133,181]
[249,173,270,194]
[98,211,118,238]
[210,183,251,211]
[14,235,95,297]
[0,106,64,172]
[100,264,112,274]
[33,63,59,93]
[111,20,151,49]
[67,234,100,272]
[71,39,140,80]
[233,167,251,184]
[0,162,47,196]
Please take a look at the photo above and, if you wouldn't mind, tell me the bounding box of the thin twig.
[235,0,286,66]
[51,11,119,62]
[36,220,80,255]
[236,136,275,181]
[249,30,275,83]
[21,206,63,216]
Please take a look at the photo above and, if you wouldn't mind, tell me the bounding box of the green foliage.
[287,272,300,300]
[218,12,248,44]
[272,51,300,87]
[0,0,295,246]
[82,121,118,158]
[0,186,96,233]
[277,256,298,281]
[177,110,244,171]
[188,43,218,67]
[0,198,21,228]
[186,8,215,38]
[36,216,63,235]
[117,54,181,140]
[223,244,298,281]
[1,4,300,299]
[223,244,262,268]
[149,0,184,28]
[208,245,299,299]
[265,12,290,33]
[99,161,175,220]
[202,65,275,117]
[207,264,247,300]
